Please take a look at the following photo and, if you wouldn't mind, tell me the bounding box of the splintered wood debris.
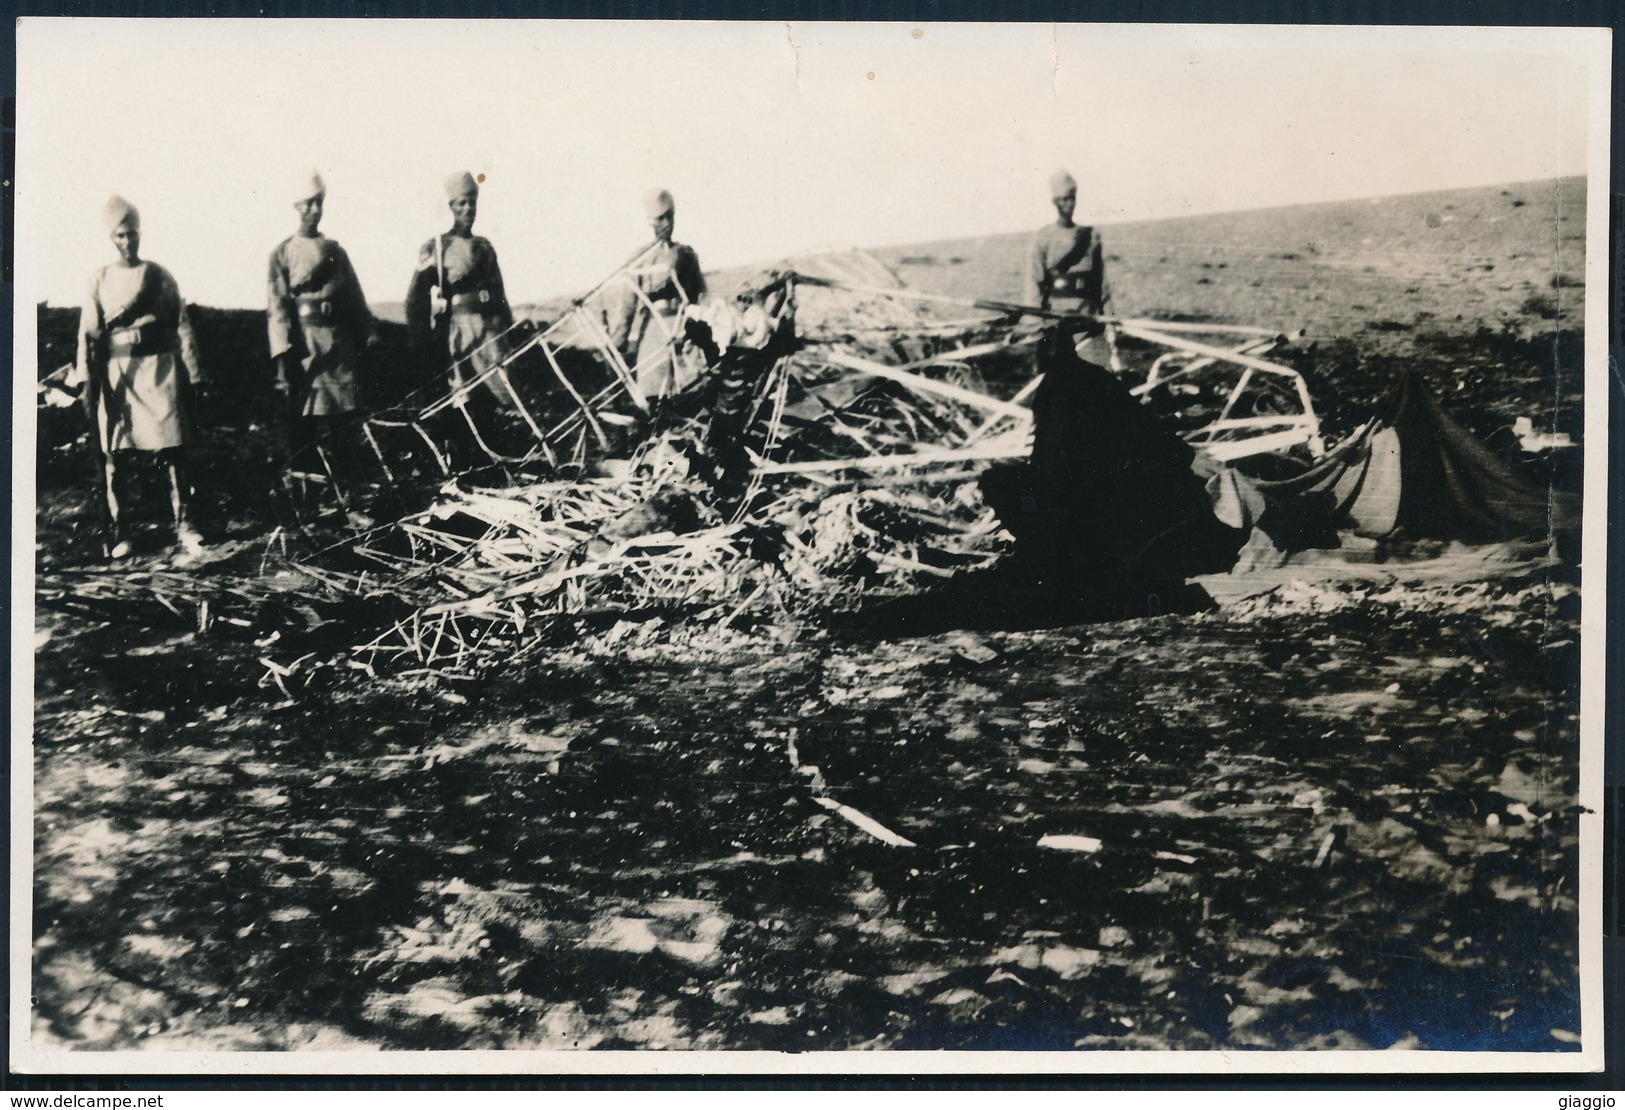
[38,247,1318,691]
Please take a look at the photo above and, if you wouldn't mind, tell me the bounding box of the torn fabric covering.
[980,332,1246,602]
[1211,369,1578,553]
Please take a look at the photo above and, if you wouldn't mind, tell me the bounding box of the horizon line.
[37,173,1586,313]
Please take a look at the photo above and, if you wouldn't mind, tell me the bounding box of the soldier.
[405,171,514,400]
[1022,168,1116,368]
[73,196,207,558]
[605,188,707,398]
[267,170,378,460]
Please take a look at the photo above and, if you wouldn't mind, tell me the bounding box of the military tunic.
[76,260,203,453]
[1024,222,1113,366]
[405,232,513,396]
[267,233,377,416]
[606,240,706,396]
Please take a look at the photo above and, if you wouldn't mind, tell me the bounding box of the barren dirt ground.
[30,179,1587,1053]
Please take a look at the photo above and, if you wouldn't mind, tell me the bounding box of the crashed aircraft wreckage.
[41,247,1569,691]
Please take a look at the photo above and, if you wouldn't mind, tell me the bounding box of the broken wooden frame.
[257,257,1030,676]
[286,245,1322,530]
[48,247,1320,690]
[785,275,1324,466]
[1117,321,1325,463]
[295,257,1326,678]
[277,240,717,516]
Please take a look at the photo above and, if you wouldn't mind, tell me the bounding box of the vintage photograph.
[13,19,1609,1072]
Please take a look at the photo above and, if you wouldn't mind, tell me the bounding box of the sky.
[16,20,1602,309]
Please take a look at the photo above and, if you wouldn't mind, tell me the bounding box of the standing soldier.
[606,188,706,398]
[73,196,207,558]
[1022,168,1117,368]
[405,171,514,401]
[267,170,378,461]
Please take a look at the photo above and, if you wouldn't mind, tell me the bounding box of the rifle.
[430,233,451,371]
[81,334,107,439]
[75,330,115,531]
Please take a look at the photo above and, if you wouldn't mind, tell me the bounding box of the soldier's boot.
[168,456,204,554]
[104,456,132,560]
[108,523,132,561]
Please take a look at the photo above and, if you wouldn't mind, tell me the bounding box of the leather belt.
[449,289,496,316]
[296,299,336,323]
[107,324,176,356]
[1048,272,1096,298]
[1047,291,1101,313]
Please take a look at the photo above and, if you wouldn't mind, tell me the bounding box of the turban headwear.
[1049,169,1078,198]
[292,170,326,204]
[642,188,675,219]
[445,171,479,200]
[102,195,139,232]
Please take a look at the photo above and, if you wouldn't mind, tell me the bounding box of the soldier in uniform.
[605,188,706,398]
[1023,168,1116,368]
[73,196,207,558]
[267,170,378,460]
[404,171,517,465]
[405,171,514,400]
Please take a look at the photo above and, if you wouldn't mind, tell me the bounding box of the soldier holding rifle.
[1023,168,1117,368]
[405,171,514,399]
[403,171,519,465]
